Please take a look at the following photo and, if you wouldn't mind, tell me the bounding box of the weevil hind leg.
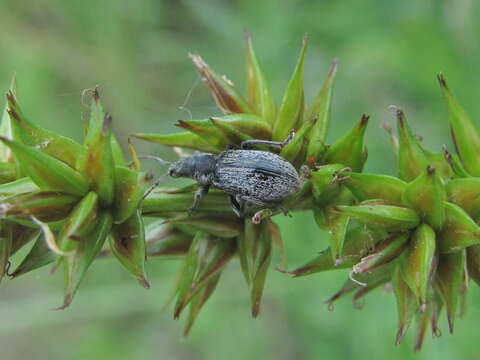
[240,131,295,150]
[278,205,292,217]
[229,195,246,218]
[188,185,210,215]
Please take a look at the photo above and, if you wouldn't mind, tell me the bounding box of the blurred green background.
[1,0,480,359]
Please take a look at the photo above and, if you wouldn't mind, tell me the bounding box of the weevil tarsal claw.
[331,167,352,184]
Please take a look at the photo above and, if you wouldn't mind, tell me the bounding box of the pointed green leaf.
[146,222,192,258]
[11,232,55,278]
[174,236,235,318]
[272,36,307,141]
[245,32,276,124]
[0,161,16,184]
[392,107,429,181]
[174,231,205,319]
[285,226,387,277]
[2,191,79,222]
[392,263,417,345]
[110,210,148,288]
[0,223,13,282]
[184,273,221,336]
[59,192,99,247]
[0,137,89,196]
[438,202,480,253]
[110,135,127,167]
[443,146,470,178]
[438,74,480,176]
[280,117,316,167]
[78,104,115,205]
[306,60,338,162]
[402,166,446,230]
[113,166,152,223]
[210,114,271,138]
[60,211,112,309]
[0,74,18,162]
[314,206,349,261]
[353,232,409,274]
[0,177,39,197]
[166,214,242,239]
[466,244,480,286]
[6,91,85,168]
[343,173,406,205]
[436,250,465,333]
[399,224,436,310]
[335,202,420,231]
[132,132,219,153]
[322,114,369,172]
[190,53,252,114]
[446,178,480,221]
[310,164,346,207]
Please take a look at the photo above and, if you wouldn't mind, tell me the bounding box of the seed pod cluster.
[0,35,479,349]
[0,83,152,309]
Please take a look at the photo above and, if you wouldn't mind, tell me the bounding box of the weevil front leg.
[229,195,246,218]
[188,185,210,215]
[240,131,295,150]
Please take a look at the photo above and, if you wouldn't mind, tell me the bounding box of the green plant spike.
[109,210,149,288]
[245,31,276,125]
[321,114,369,172]
[272,35,307,141]
[306,59,338,163]
[438,74,480,176]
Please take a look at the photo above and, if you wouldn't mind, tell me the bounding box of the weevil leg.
[188,185,210,215]
[278,205,292,217]
[240,131,295,150]
[229,195,245,218]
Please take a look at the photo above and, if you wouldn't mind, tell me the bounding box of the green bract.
[1,36,480,351]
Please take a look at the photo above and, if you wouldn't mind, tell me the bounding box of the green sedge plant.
[0,34,478,350]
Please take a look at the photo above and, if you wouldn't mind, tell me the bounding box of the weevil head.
[168,158,195,178]
[168,154,217,184]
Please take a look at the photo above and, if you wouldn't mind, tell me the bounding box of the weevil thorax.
[168,154,217,185]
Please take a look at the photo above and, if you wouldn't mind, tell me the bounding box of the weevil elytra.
[167,135,301,218]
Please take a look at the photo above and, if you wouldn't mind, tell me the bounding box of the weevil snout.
[167,163,182,178]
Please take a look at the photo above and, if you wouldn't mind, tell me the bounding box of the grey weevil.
[154,134,301,219]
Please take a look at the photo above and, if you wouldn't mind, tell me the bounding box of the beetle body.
[168,137,300,217]
[214,150,300,207]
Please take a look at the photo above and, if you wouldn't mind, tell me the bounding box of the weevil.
[166,135,301,218]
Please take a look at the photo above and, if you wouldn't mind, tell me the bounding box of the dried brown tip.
[188,53,208,72]
[360,114,370,126]
[244,29,252,43]
[330,58,339,75]
[6,108,20,122]
[54,295,73,311]
[302,32,309,45]
[442,145,452,163]
[388,105,405,126]
[395,325,407,345]
[437,73,448,89]
[137,276,151,289]
[275,267,295,275]
[103,112,113,134]
[93,85,100,102]
[175,119,191,129]
[251,299,261,318]
[6,91,16,106]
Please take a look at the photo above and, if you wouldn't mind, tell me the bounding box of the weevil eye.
[168,168,175,177]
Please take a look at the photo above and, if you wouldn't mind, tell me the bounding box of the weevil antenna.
[138,155,172,166]
[142,173,169,200]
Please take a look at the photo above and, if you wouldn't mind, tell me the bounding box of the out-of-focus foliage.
[1,1,480,360]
